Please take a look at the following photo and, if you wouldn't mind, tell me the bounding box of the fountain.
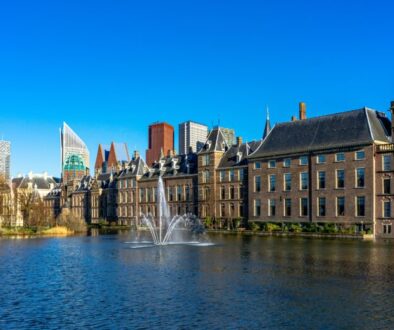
[140,176,205,246]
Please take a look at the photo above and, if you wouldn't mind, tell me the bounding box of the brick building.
[42,101,394,239]
[146,122,174,166]
[248,103,393,237]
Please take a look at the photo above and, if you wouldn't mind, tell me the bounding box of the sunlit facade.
[60,122,90,182]
[0,140,11,180]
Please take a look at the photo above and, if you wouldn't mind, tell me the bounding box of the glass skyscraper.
[60,122,90,182]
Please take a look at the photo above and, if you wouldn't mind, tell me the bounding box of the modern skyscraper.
[60,122,90,182]
[178,121,208,155]
[0,140,11,180]
[146,122,174,166]
[217,127,236,146]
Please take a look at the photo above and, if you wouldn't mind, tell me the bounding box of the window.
[254,199,261,217]
[221,203,226,217]
[336,169,345,189]
[255,162,261,169]
[177,186,182,201]
[185,186,190,201]
[202,170,210,183]
[356,168,365,188]
[284,173,291,191]
[230,203,235,216]
[269,175,276,192]
[202,154,210,166]
[220,170,225,182]
[269,199,276,216]
[239,204,244,217]
[239,169,245,181]
[317,155,326,164]
[221,186,226,200]
[230,186,235,199]
[356,196,365,217]
[383,224,392,234]
[299,156,308,165]
[384,179,391,194]
[318,171,326,189]
[300,172,308,190]
[355,150,365,160]
[318,197,326,216]
[255,176,261,192]
[337,197,345,216]
[383,155,391,171]
[268,160,276,168]
[300,198,308,216]
[229,169,235,182]
[283,158,291,167]
[384,201,391,218]
[336,152,345,162]
[284,198,291,216]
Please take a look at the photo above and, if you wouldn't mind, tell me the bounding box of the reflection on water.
[0,232,393,329]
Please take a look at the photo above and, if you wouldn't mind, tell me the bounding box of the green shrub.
[263,222,282,232]
[288,223,302,233]
[250,222,260,232]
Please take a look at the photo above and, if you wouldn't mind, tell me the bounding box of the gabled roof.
[14,173,57,190]
[198,127,229,153]
[140,152,198,181]
[250,108,391,159]
[218,140,262,168]
[118,157,149,178]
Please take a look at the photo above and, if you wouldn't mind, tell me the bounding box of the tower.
[263,106,271,139]
[146,122,174,166]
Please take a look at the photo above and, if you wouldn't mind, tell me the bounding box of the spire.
[263,105,271,139]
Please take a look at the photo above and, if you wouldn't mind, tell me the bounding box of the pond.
[0,232,393,329]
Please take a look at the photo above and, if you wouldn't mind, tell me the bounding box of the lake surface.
[0,232,393,329]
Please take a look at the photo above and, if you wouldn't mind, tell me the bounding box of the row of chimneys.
[291,102,307,122]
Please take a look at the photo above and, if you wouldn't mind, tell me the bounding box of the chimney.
[291,116,297,122]
[134,150,140,160]
[391,101,394,140]
[299,102,306,120]
[236,136,243,146]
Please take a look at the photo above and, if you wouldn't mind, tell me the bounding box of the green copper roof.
[64,154,86,171]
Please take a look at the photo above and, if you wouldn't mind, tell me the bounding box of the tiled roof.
[250,108,391,158]
[198,127,229,153]
[140,153,198,181]
[118,157,149,178]
[218,140,262,168]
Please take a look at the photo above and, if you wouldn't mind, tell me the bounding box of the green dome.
[64,154,85,171]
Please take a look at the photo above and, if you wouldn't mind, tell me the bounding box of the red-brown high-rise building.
[146,122,174,166]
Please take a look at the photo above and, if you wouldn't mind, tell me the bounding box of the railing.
[378,144,394,152]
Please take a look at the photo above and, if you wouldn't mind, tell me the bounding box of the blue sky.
[0,0,393,177]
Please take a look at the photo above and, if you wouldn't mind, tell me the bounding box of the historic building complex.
[2,101,394,239]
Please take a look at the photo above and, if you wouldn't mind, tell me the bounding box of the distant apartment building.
[178,121,208,155]
[0,140,11,180]
[219,127,236,146]
[60,122,90,182]
[146,122,174,166]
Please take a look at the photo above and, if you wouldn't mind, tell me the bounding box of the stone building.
[116,152,148,226]
[138,151,198,223]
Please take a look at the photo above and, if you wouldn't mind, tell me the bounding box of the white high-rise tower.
[179,121,208,154]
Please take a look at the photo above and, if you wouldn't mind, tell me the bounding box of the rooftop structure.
[60,122,90,182]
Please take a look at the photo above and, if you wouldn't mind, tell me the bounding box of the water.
[0,232,394,329]
[141,177,204,245]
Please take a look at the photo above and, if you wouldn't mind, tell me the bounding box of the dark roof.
[140,153,198,181]
[118,157,148,179]
[250,108,391,159]
[15,174,57,190]
[198,127,229,153]
[74,176,93,192]
[218,140,262,168]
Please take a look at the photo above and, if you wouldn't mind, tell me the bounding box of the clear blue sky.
[0,0,393,177]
